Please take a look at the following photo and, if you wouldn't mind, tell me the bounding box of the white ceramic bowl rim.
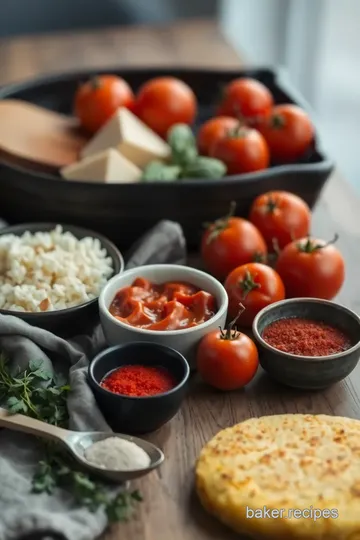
[252,297,360,362]
[99,264,228,336]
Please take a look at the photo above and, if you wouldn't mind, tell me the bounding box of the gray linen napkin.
[0,220,186,540]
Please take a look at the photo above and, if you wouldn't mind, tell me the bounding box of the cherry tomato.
[276,236,345,299]
[135,77,197,138]
[197,321,259,391]
[249,191,311,249]
[224,263,285,326]
[201,203,267,281]
[217,78,273,124]
[258,104,315,163]
[197,116,239,156]
[210,127,270,175]
[74,75,135,134]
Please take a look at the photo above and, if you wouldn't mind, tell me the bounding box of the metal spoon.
[0,407,164,482]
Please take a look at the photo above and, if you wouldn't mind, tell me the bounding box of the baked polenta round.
[196,414,360,540]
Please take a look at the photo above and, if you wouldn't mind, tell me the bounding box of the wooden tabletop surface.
[1,18,360,540]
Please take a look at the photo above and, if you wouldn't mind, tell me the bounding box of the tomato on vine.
[276,235,345,299]
[201,202,267,281]
[224,262,285,326]
[249,191,311,249]
[210,126,270,175]
[74,75,135,134]
[135,77,197,138]
[217,78,273,125]
[258,104,314,163]
[197,306,259,391]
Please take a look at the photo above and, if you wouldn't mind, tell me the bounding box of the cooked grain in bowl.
[0,225,114,312]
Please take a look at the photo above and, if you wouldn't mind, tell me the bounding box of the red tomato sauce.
[108,277,217,330]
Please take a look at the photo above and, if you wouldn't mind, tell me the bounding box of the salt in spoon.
[0,407,164,482]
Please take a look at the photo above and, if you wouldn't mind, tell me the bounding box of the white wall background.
[220,0,360,192]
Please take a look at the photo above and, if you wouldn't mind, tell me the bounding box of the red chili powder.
[262,317,351,357]
[101,365,177,397]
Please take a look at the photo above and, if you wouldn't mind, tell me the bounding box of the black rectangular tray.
[0,67,334,249]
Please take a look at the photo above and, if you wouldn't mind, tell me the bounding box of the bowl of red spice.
[252,298,360,389]
[88,341,190,433]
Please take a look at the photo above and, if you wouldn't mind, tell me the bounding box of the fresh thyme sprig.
[0,353,142,522]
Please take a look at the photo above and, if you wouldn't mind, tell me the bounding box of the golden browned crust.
[196,414,360,539]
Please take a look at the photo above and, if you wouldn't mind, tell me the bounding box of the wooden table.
[1,18,360,540]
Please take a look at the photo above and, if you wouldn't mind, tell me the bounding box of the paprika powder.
[262,317,351,357]
[101,364,177,397]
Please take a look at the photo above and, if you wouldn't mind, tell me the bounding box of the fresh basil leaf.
[167,124,198,166]
[181,156,227,179]
[142,161,181,182]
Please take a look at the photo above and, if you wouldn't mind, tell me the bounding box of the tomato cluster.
[196,190,345,391]
[74,75,315,176]
[198,77,315,173]
[74,74,197,137]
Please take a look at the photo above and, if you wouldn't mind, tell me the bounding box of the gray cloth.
[0,220,186,540]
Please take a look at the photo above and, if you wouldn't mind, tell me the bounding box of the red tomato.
[276,236,345,299]
[74,75,135,134]
[217,78,273,124]
[249,191,311,249]
[224,263,285,326]
[258,104,315,163]
[197,324,259,391]
[135,77,197,138]
[210,127,270,175]
[197,116,239,156]
[201,203,268,281]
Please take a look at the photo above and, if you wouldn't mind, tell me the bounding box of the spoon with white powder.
[0,407,164,482]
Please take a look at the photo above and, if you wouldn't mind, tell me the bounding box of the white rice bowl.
[0,225,114,313]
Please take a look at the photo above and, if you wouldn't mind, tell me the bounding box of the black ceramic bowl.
[0,223,124,337]
[252,298,360,390]
[88,342,190,434]
[0,67,334,250]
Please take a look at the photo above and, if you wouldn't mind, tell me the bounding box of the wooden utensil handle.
[0,407,68,443]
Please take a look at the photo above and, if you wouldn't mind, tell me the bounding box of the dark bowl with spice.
[88,342,190,434]
[252,298,360,390]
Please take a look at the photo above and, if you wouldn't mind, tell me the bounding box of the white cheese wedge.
[61,149,141,183]
[80,107,171,168]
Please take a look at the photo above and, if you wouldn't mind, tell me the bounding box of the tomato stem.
[266,196,277,214]
[271,113,286,129]
[204,201,237,245]
[239,270,260,298]
[90,76,102,90]
[219,303,245,340]
[297,233,339,253]
[253,251,267,264]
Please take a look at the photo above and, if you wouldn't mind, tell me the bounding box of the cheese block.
[80,107,171,168]
[61,148,142,183]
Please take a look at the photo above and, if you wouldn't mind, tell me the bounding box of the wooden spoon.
[0,407,164,482]
[0,100,89,170]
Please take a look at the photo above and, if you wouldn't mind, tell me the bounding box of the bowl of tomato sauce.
[98,264,228,368]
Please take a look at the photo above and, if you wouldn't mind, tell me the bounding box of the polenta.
[196,414,360,539]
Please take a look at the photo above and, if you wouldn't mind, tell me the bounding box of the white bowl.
[99,264,228,368]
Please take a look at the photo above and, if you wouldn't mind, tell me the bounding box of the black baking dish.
[0,67,334,250]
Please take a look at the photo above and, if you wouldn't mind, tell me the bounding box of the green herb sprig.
[0,353,142,522]
[142,124,227,182]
